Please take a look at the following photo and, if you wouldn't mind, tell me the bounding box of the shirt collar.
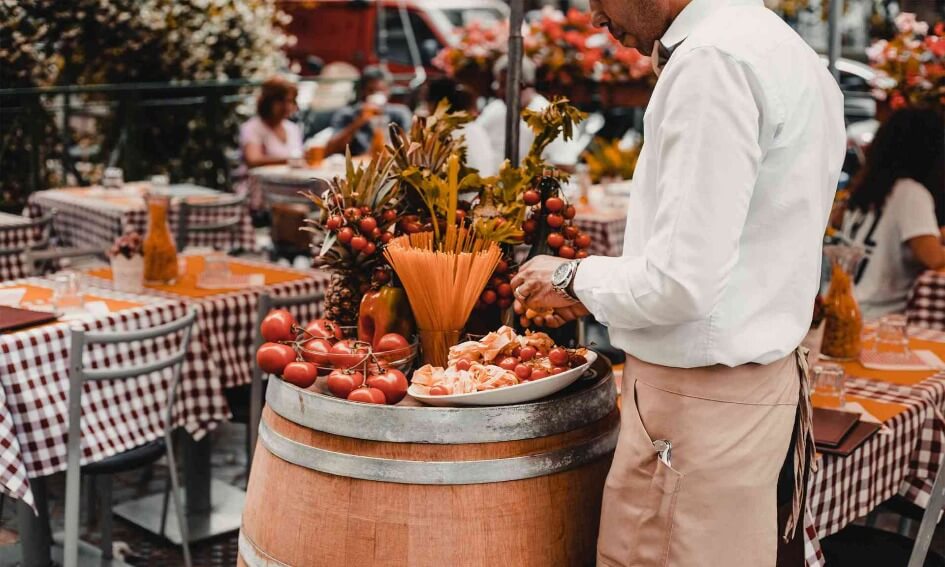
[651,0,763,75]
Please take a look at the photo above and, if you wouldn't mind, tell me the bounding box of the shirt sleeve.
[239,119,263,149]
[330,107,355,130]
[894,179,940,242]
[573,47,765,329]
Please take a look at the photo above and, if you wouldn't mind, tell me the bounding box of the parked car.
[278,0,509,76]
[819,55,878,124]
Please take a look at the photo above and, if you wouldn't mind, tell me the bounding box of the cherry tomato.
[304,319,344,341]
[523,190,541,205]
[366,369,409,404]
[362,242,377,256]
[326,216,342,230]
[455,358,473,371]
[430,385,451,396]
[497,298,512,310]
[382,209,398,222]
[551,366,568,375]
[260,309,296,342]
[576,250,589,259]
[497,283,513,298]
[360,206,372,216]
[359,217,377,233]
[299,338,333,365]
[347,387,386,404]
[455,210,466,223]
[326,369,364,398]
[545,197,564,212]
[489,276,504,288]
[519,346,537,362]
[337,227,354,244]
[256,343,297,375]
[531,369,550,380]
[546,214,564,228]
[481,289,497,305]
[563,225,579,240]
[344,207,361,220]
[370,227,383,240]
[558,246,576,259]
[564,205,576,220]
[547,233,565,249]
[282,362,318,388]
[495,259,509,274]
[522,219,538,234]
[498,356,520,371]
[375,332,410,353]
[575,233,591,249]
[373,268,391,284]
[330,340,371,369]
[514,364,532,380]
[381,232,394,244]
[350,236,368,251]
[549,347,569,367]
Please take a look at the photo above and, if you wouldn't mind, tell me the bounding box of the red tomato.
[514,364,532,380]
[381,232,394,244]
[531,369,550,380]
[563,225,579,240]
[362,242,377,256]
[299,338,333,365]
[326,370,365,398]
[344,207,361,220]
[545,197,564,212]
[497,298,512,310]
[498,356,520,371]
[551,366,568,375]
[304,319,345,341]
[366,369,409,404]
[497,283,514,298]
[564,205,576,220]
[359,217,377,233]
[522,219,538,234]
[383,209,397,222]
[375,332,410,353]
[523,189,541,205]
[260,309,296,342]
[330,340,371,369]
[350,236,368,251]
[256,343,297,375]
[519,346,537,362]
[337,227,354,244]
[282,362,318,388]
[495,259,509,274]
[430,385,451,396]
[549,347,569,367]
[575,233,592,249]
[454,358,473,371]
[481,289,497,305]
[546,214,564,228]
[558,246,576,259]
[326,215,343,230]
[347,387,386,404]
[547,233,565,249]
[576,250,589,259]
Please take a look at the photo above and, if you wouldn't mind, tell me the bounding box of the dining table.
[802,325,945,566]
[246,159,349,209]
[907,269,945,331]
[0,211,45,281]
[1,254,331,566]
[26,182,256,253]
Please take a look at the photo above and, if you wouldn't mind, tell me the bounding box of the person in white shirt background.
[510,0,846,564]
[840,108,945,320]
[239,76,304,168]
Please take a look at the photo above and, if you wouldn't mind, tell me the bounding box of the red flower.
[925,36,945,58]
[890,91,908,109]
[564,30,586,49]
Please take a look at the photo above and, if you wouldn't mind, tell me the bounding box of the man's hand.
[510,255,590,327]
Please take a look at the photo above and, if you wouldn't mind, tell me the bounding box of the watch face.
[552,262,571,288]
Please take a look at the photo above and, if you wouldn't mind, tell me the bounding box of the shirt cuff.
[573,255,613,326]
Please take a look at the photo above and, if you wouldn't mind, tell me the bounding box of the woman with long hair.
[841,108,945,318]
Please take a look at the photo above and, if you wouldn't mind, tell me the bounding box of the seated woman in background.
[841,108,945,319]
[325,66,411,156]
[240,76,303,168]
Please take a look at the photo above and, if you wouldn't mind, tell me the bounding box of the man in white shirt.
[510,0,846,564]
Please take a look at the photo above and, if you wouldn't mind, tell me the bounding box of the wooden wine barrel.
[239,356,618,567]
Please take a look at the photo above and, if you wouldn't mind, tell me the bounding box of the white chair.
[62,310,198,567]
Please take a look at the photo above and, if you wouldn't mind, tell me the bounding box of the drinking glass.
[874,314,910,362]
[150,174,170,194]
[51,272,84,311]
[811,363,845,409]
[102,167,124,190]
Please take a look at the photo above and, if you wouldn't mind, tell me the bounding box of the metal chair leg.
[165,436,193,567]
[159,472,171,538]
[62,468,82,567]
[98,476,113,560]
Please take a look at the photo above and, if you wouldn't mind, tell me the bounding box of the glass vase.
[820,244,865,360]
[143,196,179,284]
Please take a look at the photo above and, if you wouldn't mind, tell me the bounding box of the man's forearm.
[326,120,364,155]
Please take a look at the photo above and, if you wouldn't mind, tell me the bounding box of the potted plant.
[109,232,144,292]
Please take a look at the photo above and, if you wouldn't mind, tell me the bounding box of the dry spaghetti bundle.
[384,225,501,366]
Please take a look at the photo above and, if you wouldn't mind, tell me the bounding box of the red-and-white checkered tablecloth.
[907,270,945,331]
[0,282,228,511]
[803,326,945,566]
[27,185,256,253]
[573,207,627,258]
[0,212,45,282]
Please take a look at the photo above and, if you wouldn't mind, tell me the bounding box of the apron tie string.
[784,346,817,541]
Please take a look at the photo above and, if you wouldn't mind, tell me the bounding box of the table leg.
[183,435,211,515]
[17,477,52,567]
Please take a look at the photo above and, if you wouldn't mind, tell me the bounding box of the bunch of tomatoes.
[255,309,413,405]
[522,188,591,260]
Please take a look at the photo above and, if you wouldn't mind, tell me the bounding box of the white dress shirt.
[573,0,846,367]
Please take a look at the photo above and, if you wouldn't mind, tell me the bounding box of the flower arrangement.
[109,232,144,259]
[433,8,652,89]
[866,14,945,111]
[581,137,641,183]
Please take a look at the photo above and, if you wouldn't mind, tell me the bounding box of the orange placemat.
[54,188,141,208]
[0,284,144,330]
[838,335,945,386]
[87,256,310,299]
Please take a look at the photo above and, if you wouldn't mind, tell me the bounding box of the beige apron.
[597,348,814,567]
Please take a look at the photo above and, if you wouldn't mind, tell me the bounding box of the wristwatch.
[551,259,582,301]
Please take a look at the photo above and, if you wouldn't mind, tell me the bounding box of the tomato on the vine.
[256,343,297,375]
[260,309,296,342]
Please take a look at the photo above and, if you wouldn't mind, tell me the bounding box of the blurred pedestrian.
[326,66,411,156]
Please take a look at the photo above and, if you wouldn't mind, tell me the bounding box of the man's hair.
[358,65,393,97]
[256,76,298,122]
[492,55,537,86]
